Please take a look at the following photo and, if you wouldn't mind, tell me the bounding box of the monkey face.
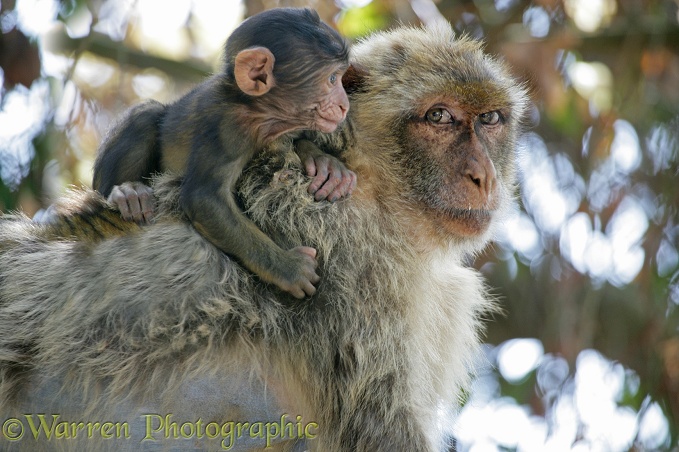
[396,95,516,239]
[245,62,350,142]
[346,26,528,244]
[302,65,350,133]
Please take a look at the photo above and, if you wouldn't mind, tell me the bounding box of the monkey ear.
[234,47,276,96]
[342,64,369,95]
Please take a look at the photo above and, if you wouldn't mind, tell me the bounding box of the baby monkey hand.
[107,181,155,223]
[295,139,356,202]
[275,246,320,299]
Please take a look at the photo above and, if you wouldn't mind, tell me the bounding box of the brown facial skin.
[236,60,350,142]
[400,99,507,238]
[308,67,350,133]
[91,8,354,299]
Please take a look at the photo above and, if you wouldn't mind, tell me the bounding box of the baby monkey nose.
[339,94,350,118]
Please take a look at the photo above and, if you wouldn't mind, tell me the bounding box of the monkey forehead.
[412,84,514,115]
[352,24,490,77]
[351,25,528,115]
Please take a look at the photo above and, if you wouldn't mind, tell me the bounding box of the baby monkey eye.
[479,111,501,125]
[425,108,453,124]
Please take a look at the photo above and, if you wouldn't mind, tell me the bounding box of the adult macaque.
[0,24,528,452]
[93,8,355,299]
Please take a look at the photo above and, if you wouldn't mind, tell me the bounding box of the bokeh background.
[1,0,678,449]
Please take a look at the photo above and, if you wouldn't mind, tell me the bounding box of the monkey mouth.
[417,188,498,237]
[314,108,347,133]
[438,207,494,236]
[446,207,492,222]
[315,117,343,133]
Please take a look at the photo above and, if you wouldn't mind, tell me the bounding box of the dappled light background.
[1,0,678,449]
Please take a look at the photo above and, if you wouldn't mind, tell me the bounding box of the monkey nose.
[339,101,349,119]
[465,157,496,202]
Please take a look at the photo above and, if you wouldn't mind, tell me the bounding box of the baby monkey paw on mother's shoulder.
[303,153,357,203]
[294,137,356,203]
[107,181,156,224]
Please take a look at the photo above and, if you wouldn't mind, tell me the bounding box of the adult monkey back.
[0,23,528,452]
[94,8,354,299]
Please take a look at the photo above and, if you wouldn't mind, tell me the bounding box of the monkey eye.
[329,73,337,85]
[479,111,501,126]
[425,108,453,124]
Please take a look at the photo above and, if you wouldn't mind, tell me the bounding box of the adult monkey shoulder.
[0,23,529,452]
[92,7,356,299]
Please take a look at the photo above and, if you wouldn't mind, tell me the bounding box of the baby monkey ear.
[234,47,276,96]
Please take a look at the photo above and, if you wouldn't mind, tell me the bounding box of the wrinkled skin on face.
[308,66,350,133]
[400,98,509,238]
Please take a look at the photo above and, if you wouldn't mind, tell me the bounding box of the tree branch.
[43,27,212,82]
